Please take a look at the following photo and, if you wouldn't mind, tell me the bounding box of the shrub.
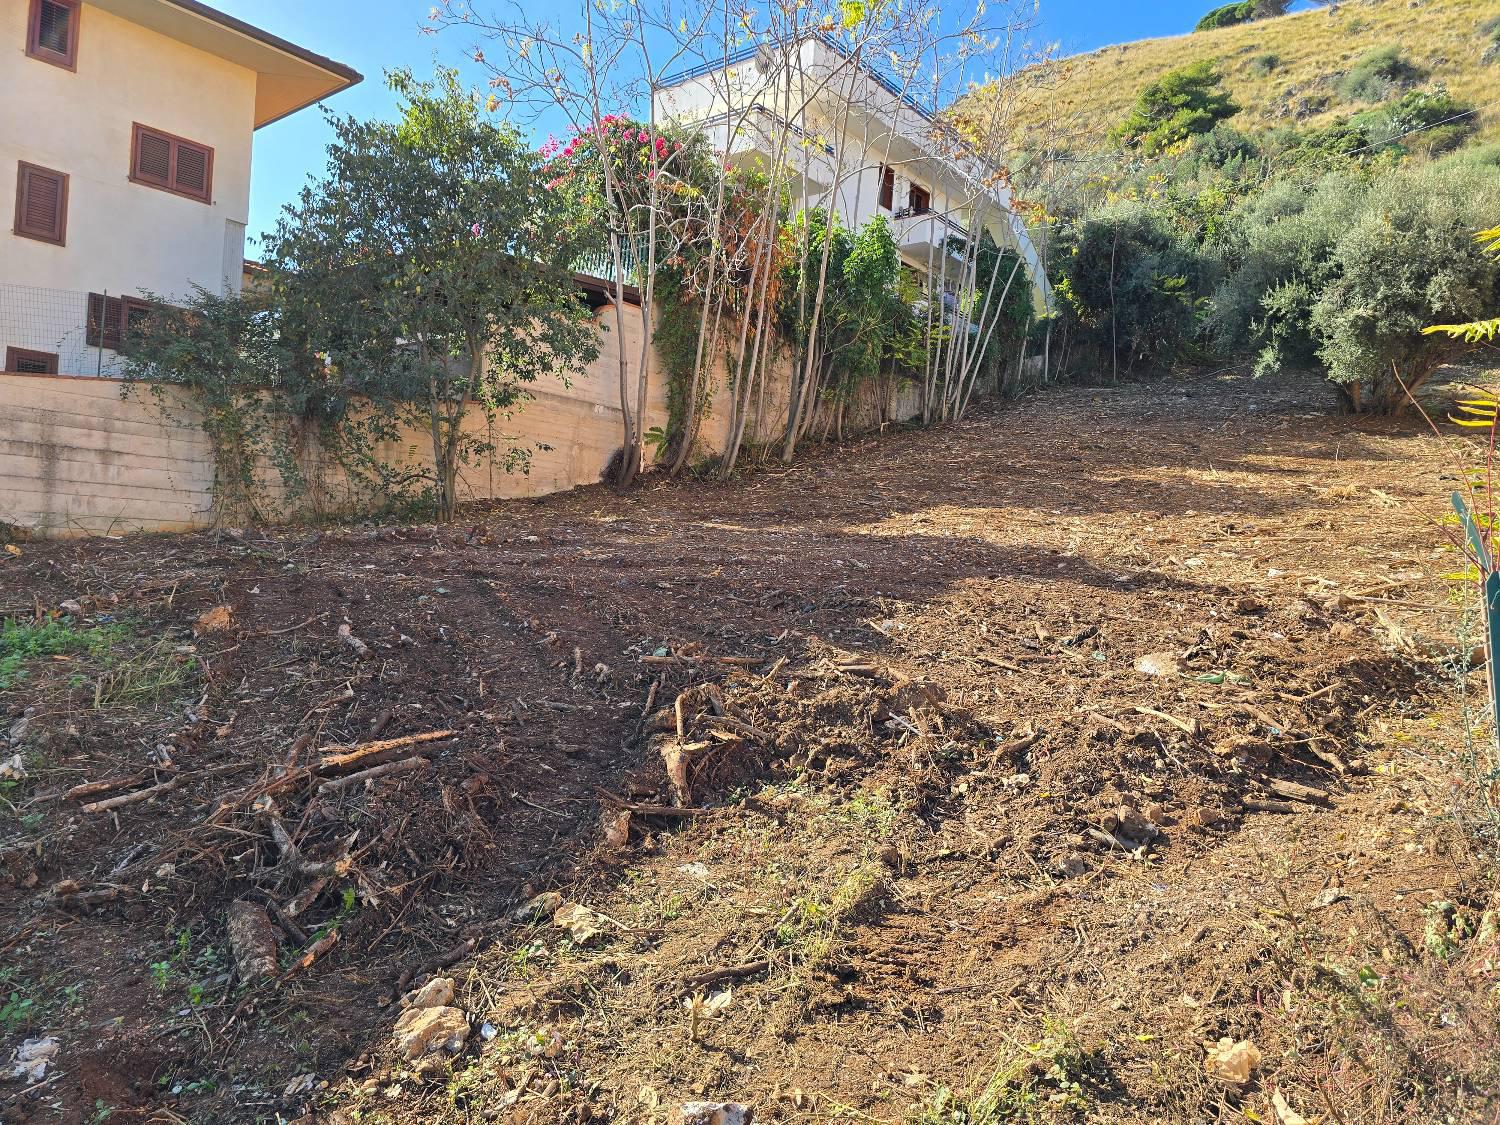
[1248,53,1282,77]
[1307,166,1500,411]
[1056,201,1205,376]
[1352,87,1479,158]
[1113,60,1240,155]
[1206,171,1370,364]
[1195,2,1255,32]
[1335,46,1428,103]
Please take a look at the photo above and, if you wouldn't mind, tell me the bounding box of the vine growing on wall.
[119,285,371,525]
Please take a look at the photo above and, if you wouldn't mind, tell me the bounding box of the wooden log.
[227,900,279,982]
[65,773,147,802]
[1264,777,1331,805]
[680,959,770,992]
[80,778,179,813]
[316,756,430,795]
[317,730,456,774]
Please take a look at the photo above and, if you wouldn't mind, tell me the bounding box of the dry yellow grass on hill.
[988,0,1500,158]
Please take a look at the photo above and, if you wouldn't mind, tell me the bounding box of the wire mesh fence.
[1,283,133,377]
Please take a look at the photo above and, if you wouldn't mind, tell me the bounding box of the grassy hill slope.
[998,0,1500,159]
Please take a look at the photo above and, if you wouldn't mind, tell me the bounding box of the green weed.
[0,617,123,691]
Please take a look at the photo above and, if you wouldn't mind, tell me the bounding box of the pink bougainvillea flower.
[673,141,683,152]
[471,223,482,236]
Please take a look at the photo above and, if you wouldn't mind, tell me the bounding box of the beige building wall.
[0,301,933,537]
[0,3,257,301]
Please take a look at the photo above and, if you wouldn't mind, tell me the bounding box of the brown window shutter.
[87,293,124,350]
[879,166,895,211]
[27,0,79,70]
[173,143,210,199]
[134,128,171,186]
[14,162,68,245]
[131,124,213,203]
[5,347,60,374]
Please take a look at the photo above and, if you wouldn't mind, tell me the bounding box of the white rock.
[392,1006,469,1059]
[677,1103,754,1125]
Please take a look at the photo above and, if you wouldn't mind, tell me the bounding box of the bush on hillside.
[1212,166,1500,410]
[1352,87,1479,157]
[1195,2,1256,32]
[1113,60,1241,155]
[1335,46,1428,102]
[1248,53,1283,77]
[1206,172,1370,365]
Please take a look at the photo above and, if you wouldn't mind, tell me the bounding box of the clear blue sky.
[227,0,1270,250]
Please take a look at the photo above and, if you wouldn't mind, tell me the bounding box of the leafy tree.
[777,212,908,438]
[1309,169,1500,411]
[1114,61,1240,155]
[1194,3,1256,32]
[265,69,600,521]
[1055,202,1203,377]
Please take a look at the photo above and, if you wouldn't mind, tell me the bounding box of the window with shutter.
[130,124,214,204]
[13,162,68,245]
[26,0,79,70]
[87,294,157,353]
[879,165,895,211]
[4,347,60,375]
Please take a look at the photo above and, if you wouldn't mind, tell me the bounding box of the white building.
[653,35,1051,312]
[1,0,359,375]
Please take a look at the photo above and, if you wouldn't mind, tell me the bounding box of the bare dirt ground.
[2,370,1498,1125]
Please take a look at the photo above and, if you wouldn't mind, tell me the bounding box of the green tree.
[1114,61,1239,155]
[1308,169,1500,411]
[265,69,600,521]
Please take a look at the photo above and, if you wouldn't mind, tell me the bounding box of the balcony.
[890,207,970,264]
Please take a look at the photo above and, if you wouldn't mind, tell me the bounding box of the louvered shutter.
[27,0,78,68]
[14,163,67,244]
[35,0,72,54]
[5,348,59,375]
[173,143,210,200]
[87,294,124,350]
[131,125,212,202]
[134,129,172,187]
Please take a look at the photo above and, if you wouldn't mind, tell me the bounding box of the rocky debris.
[513,891,563,921]
[392,973,468,1059]
[0,753,25,783]
[1093,804,1158,842]
[392,1005,469,1059]
[401,976,455,1010]
[227,900,279,981]
[676,1103,754,1125]
[8,1037,60,1083]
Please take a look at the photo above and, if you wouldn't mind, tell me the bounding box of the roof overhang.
[88,0,362,128]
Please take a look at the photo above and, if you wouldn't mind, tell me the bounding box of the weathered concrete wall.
[0,305,929,537]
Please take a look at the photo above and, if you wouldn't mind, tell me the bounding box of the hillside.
[997,0,1500,160]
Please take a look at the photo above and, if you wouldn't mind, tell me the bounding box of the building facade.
[653,35,1051,312]
[1,0,358,375]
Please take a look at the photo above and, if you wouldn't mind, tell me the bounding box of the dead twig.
[316,756,430,795]
[594,786,703,818]
[680,959,770,992]
[81,779,179,814]
[317,730,456,774]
